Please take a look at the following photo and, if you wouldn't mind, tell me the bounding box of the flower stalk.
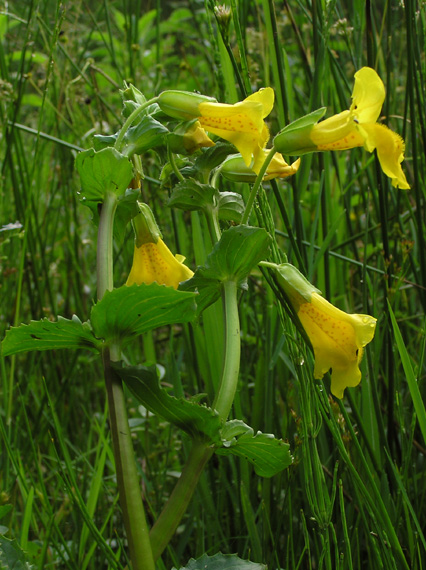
[241,146,277,224]
[97,193,155,570]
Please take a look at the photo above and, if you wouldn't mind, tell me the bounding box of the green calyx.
[220,154,259,183]
[158,90,217,120]
[262,262,321,304]
[273,107,327,155]
[133,202,162,247]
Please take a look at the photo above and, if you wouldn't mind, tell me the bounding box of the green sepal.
[75,147,133,202]
[90,283,197,345]
[181,226,271,314]
[273,107,327,155]
[158,90,216,120]
[174,553,267,570]
[120,83,147,119]
[263,262,321,303]
[0,535,36,570]
[217,419,293,477]
[115,363,222,443]
[1,316,101,357]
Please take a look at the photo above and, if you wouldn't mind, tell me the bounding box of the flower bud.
[167,120,215,154]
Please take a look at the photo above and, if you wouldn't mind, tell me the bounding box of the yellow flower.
[159,88,275,173]
[221,151,300,182]
[274,67,409,189]
[265,262,377,398]
[198,88,275,172]
[168,120,215,155]
[126,203,193,289]
[126,240,194,290]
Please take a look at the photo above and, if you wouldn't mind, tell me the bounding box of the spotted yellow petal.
[244,87,275,119]
[126,239,194,289]
[263,153,300,180]
[198,88,274,166]
[350,67,385,124]
[310,110,364,150]
[297,292,376,399]
[359,123,410,189]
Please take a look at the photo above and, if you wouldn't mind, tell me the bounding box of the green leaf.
[1,317,101,357]
[191,142,236,174]
[173,553,267,570]
[168,179,218,212]
[181,226,271,314]
[122,115,169,156]
[217,192,244,222]
[75,147,133,202]
[90,283,197,344]
[115,364,222,443]
[168,181,243,223]
[0,535,36,569]
[217,420,292,477]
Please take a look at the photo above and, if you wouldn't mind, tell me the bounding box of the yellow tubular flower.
[310,67,409,189]
[221,152,300,182]
[266,262,377,398]
[126,240,194,290]
[198,88,275,172]
[158,88,275,173]
[297,292,377,399]
[126,203,193,290]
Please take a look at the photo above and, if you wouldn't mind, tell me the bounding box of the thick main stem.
[213,280,241,420]
[149,279,241,559]
[149,440,214,560]
[97,193,155,570]
[103,345,155,570]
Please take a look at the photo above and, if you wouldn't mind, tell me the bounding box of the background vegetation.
[1,0,425,568]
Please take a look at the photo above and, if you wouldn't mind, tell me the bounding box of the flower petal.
[244,87,275,119]
[350,67,385,124]
[199,100,265,132]
[359,123,410,189]
[126,240,194,289]
[297,293,376,398]
[263,153,300,180]
[310,110,365,150]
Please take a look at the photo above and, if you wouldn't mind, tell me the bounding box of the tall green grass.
[1,0,425,568]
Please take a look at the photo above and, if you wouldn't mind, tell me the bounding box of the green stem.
[213,279,241,421]
[149,279,241,558]
[205,207,221,244]
[149,440,214,560]
[167,144,185,182]
[103,345,155,570]
[241,146,276,225]
[97,194,155,570]
[97,191,117,299]
[114,96,159,152]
